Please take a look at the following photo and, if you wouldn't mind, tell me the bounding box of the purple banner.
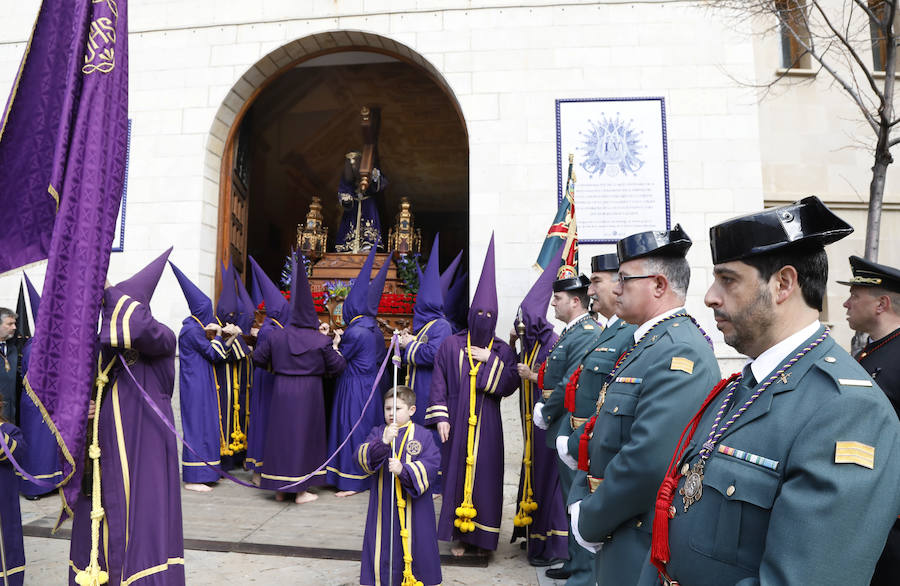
[5,0,130,523]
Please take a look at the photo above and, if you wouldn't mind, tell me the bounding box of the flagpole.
[389,331,400,586]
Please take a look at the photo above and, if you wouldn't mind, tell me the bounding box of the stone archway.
[204,31,469,291]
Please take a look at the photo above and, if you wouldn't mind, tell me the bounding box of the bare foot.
[334,490,358,498]
[432,493,442,500]
[251,472,261,487]
[183,483,212,493]
[295,491,319,504]
[275,492,286,502]
[450,542,466,557]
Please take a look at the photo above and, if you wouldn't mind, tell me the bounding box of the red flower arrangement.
[378,293,416,315]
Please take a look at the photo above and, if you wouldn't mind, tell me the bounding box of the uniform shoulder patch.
[583,324,595,330]
[835,441,875,469]
[670,356,694,374]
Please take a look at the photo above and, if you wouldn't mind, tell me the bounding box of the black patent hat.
[617,224,692,263]
[591,253,619,273]
[553,274,590,293]
[837,255,900,293]
[709,196,853,264]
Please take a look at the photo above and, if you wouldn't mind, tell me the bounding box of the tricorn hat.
[837,255,900,293]
[590,253,619,273]
[618,224,692,263]
[552,274,590,293]
[709,196,853,264]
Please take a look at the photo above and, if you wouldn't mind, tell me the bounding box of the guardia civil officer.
[552,254,638,584]
[838,255,900,585]
[530,274,601,582]
[568,226,720,585]
[644,197,900,586]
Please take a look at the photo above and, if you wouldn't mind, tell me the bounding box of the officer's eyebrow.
[712,266,740,278]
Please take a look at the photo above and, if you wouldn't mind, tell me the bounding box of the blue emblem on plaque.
[578,114,645,177]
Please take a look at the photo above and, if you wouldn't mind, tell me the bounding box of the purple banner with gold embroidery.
[3,0,129,522]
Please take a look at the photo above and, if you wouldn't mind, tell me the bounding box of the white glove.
[556,434,577,470]
[532,402,548,430]
[569,500,603,554]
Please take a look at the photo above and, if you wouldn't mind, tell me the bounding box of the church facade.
[1,0,897,360]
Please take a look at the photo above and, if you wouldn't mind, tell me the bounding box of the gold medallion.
[596,382,609,412]
[406,440,422,456]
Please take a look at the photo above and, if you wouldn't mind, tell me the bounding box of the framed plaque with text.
[556,97,670,244]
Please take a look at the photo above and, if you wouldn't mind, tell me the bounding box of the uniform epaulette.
[812,354,877,394]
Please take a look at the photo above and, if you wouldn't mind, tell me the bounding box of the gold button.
[824,356,836,363]
[726,485,735,497]
[636,520,643,527]
[613,406,619,413]
[672,323,680,327]
[681,463,689,475]
[594,366,599,371]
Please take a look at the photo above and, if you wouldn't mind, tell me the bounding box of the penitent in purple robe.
[510,250,569,560]
[358,422,441,586]
[429,333,519,550]
[327,248,390,492]
[177,319,231,483]
[245,255,289,474]
[1,422,26,586]
[69,250,185,585]
[170,260,232,483]
[253,327,345,492]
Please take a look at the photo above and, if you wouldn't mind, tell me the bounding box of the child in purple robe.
[358,386,441,586]
[0,401,26,586]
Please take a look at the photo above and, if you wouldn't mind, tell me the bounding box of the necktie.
[728,364,757,415]
[1,342,6,356]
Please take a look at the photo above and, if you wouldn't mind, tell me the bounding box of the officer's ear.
[772,265,799,306]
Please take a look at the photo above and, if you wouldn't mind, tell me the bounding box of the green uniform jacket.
[540,312,602,449]
[563,318,637,438]
[641,327,900,586]
[573,313,719,586]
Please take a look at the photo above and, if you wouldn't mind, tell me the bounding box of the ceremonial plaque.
[556,98,670,244]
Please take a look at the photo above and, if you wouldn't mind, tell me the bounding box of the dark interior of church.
[240,51,469,287]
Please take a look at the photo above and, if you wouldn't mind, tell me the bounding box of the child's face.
[384,398,415,426]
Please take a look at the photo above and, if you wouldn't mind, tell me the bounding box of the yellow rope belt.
[454,333,493,533]
[392,424,422,586]
[514,342,540,528]
[75,355,118,586]
[228,362,246,453]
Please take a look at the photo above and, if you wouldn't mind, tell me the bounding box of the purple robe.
[326,316,386,492]
[428,333,519,550]
[253,326,345,492]
[69,289,185,585]
[18,339,63,496]
[1,422,26,586]
[358,422,441,586]
[245,318,282,472]
[405,318,452,427]
[510,334,569,560]
[177,317,231,483]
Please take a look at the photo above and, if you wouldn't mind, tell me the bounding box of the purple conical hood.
[367,252,392,317]
[115,247,172,304]
[468,235,498,346]
[445,271,468,332]
[440,249,463,294]
[343,248,377,321]
[289,253,320,329]
[518,244,562,349]
[414,235,444,332]
[249,255,288,323]
[216,260,239,324]
[249,264,264,308]
[234,270,256,332]
[169,261,215,325]
[23,273,40,322]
